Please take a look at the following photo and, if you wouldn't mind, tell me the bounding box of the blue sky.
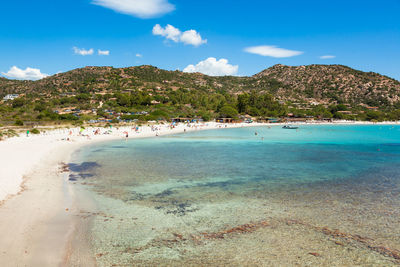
[1,0,399,80]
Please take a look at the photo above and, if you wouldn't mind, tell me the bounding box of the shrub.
[30,128,40,134]
[15,119,24,126]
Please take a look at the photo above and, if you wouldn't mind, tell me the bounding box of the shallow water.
[70,125,400,266]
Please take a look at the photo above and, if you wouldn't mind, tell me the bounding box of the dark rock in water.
[154,189,174,198]
[68,162,101,172]
[111,146,127,149]
[67,162,100,181]
[79,173,95,179]
[68,173,94,181]
[128,192,148,201]
[165,201,199,216]
[69,174,78,181]
[152,199,199,216]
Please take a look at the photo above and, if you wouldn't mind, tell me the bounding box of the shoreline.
[1,120,399,203]
[0,121,263,266]
[0,121,399,265]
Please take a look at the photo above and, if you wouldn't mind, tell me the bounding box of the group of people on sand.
[57,122,215,142]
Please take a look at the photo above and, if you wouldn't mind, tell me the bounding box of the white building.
[2,94,19,101]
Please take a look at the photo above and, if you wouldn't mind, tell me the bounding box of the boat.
[282,125,299,129]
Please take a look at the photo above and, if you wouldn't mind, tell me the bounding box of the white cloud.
[2,66,49,80]
[244,45,303,58]
[183,57,238,76]
[92,0,174,19]
[320,55,336,59]
[180,30,207,46]
[73,47,94,56]
[152,24,207,47]
[153,24,181,42]
[136,53,143,58]
[98,49,110,56]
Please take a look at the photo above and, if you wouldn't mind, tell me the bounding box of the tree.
[330,104,347,114]
[388,110,400,121]
[237,93,249,113]
[34,102,46,112]
[219,105,238,118]
[333,112,345,119]
[116,93,131,107]
[12,98,25,108]
[76,93,90,102]
[198,110,212,121]
[365,110,383,121]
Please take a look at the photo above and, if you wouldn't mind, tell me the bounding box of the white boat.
[282,125,299,129]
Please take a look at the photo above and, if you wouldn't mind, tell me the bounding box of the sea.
[69,125,400,266]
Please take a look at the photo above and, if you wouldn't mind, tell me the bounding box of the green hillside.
[1,64,400,126]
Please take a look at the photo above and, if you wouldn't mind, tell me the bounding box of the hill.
[2,64,399,107]
[1,64,400,125]
[255,64,400,107]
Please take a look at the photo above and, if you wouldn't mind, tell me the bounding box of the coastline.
[0,121,399,265]
[1,120,398,204]
[0,122,262,266]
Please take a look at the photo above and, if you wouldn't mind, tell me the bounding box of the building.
[266,118,280,123]
[3,94,19,101]
[216,118,234,123]
[172,118,202,123]
[284,117,310,123]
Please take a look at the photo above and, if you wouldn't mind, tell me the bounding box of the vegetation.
[30,128,40,134]
[0,64,400,125]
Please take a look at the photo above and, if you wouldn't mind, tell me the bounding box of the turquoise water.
[71,125,400,266]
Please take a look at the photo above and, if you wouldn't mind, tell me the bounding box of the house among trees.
[3,94,19,101]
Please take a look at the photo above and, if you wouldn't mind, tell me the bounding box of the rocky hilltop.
[1,64,399,109]
[255,64,400,107]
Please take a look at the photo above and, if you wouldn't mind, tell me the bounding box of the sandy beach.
[0,121,398,266]
[0,122,259,266]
